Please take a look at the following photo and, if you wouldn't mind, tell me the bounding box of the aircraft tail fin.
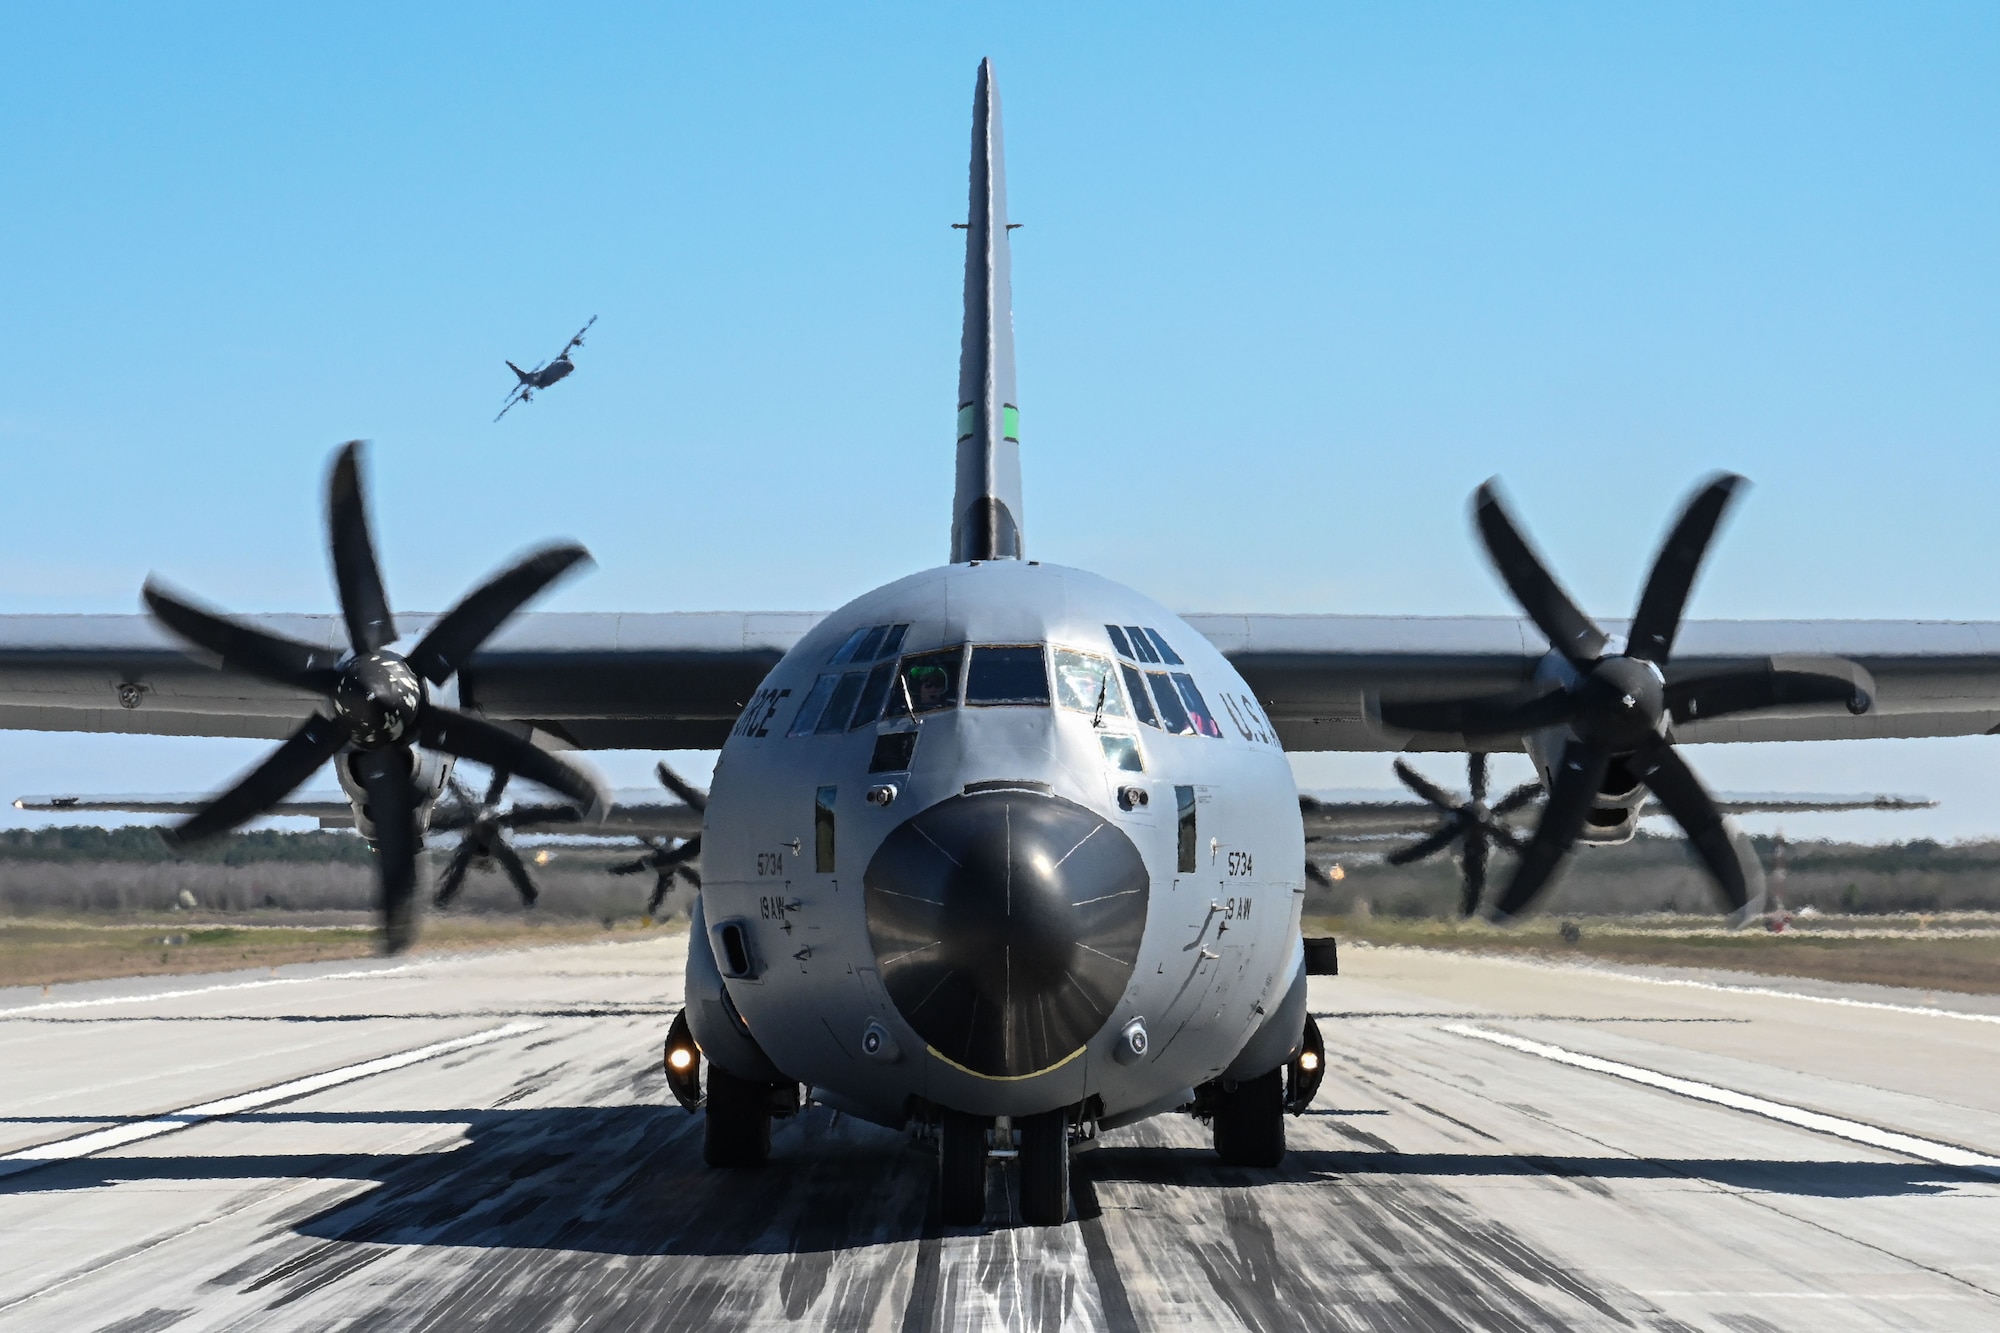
[507,361,531,382]
[950,57,1024,563]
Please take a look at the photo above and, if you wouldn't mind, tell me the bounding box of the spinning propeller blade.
[1384,755,1540,918]
[1383,475,1872,923]
[145,441,602,952]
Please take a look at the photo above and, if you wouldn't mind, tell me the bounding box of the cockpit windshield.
[965,645,1051,705]
[1053,648,1127,720]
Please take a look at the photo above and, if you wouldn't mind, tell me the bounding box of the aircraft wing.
[13,787,702,838]
[0,611,811,750]
[13,792,357,827]
[0,610,1997,752]
[1298,787,1933,839]
[1189,614,2000,750]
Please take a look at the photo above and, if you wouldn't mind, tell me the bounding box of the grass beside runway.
[0,914,687,989]
[1315,912,2000,995]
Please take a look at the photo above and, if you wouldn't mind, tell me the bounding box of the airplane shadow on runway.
[4,1104,1982,1257]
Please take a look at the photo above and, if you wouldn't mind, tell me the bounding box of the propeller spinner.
[144,441,606,952]
[1380,474,1873,924]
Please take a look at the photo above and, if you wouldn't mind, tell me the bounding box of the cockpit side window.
[848,661,894,729]
[787,673,841,736]
[851,625,888,663]
[1124,626,1160,664]
[829,622,912,666]
[1120,662,1159,728]
[965,645,1051,706]
[1054,648,1128,719]
[827,627,871,665]
[813,672,867,733]
[1144,628,1185,666]
[882,647,964,717]
[1104,625,1134,658]
[1170,672,1223,737]
[1100,734,1144,771]
[1148,670,1194,734]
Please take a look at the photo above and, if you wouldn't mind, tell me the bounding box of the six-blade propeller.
[429,769,582,911]
[144,441,605,952]
[609,761,706,915]
[1385,754,1540,918]
[1379,474,1874,924]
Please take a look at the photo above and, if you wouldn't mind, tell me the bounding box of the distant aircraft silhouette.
[496,316,596,421]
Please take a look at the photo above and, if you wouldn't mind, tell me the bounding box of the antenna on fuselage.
[950,57,1024,564]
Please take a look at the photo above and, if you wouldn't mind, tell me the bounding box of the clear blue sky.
[1,5,1995,839]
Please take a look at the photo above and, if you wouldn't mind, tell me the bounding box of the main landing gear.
[704,1064,775,1167]
[1201,1015,1326,1168]
[662,1018,800,1169]
[1210,1069,1285,1167]
[937,1107,1074,1226]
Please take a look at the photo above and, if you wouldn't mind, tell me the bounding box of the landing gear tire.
[703,1062,773,1167]
[939,1109,990,1225]
[1212,1069,1286,1167]
[1018,1109,1072,1225]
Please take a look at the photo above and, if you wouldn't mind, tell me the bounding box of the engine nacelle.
[1523,650,1647,847]
[332,747,451,843]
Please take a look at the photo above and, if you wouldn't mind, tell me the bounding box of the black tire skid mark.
[1083,1110,1646,1332]
[304,1106,935,1332]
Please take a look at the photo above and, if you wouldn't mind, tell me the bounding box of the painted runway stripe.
[1563,967,2000,1025]
[0,963,423,1016]
[1416,947,2000,1026]
[1443,1023,2000,1177]
[0,1021,541,1179]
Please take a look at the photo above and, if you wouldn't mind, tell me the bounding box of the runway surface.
[4,933,1999,1331]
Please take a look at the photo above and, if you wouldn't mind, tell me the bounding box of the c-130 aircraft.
[10,59,2000,1226]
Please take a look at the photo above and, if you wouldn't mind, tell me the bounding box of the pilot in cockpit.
[910,663,951,712]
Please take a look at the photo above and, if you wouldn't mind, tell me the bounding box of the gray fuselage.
[698,559,1305,1128]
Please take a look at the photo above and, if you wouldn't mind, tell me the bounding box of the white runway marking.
[0,963,423,1016]
[0,1021,541,1180]
[1413,946,2000,1025]
[1444,1023,2000,1177]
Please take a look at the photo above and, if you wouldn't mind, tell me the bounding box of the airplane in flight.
[494,315,596,421]
[4,59,2000,1226]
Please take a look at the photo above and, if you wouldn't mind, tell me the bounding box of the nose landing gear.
[1017,1109,1071,1225]
[936,1106,1076,1226]
[939,1110,989,1224]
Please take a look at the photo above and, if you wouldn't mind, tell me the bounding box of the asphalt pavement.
[3,931,1997,1330]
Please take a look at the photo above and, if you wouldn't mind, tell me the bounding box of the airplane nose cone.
[864,789,1149,1078]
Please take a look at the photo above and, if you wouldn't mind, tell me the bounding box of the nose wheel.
[938,1110,989,1224]
[1017,1108,1071,1225]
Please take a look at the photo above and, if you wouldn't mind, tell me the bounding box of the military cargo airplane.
[7,59,2000,1225]
[494,315,596,421]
